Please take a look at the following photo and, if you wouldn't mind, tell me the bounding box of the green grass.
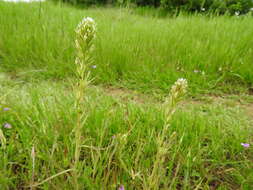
[1,2,253,189]
[1,77,253,189]
[1,2,253,95]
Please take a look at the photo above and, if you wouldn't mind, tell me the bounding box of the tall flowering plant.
[147,78,188,189]
[73,17,96,189]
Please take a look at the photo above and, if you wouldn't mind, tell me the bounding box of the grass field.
[1,1,253,95]
[1,1,253,189]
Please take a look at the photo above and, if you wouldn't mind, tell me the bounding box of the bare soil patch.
[102,85,253,121]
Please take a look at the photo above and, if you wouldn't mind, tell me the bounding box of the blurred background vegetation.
[53,0,253,15]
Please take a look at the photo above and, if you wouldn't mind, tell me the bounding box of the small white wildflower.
[91,65,97,69]
[235,11,240,16]
[201,7,205,11]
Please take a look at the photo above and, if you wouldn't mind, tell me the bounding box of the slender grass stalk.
[73,17,96,189]
[0,129,6,150]
[30,145,35,190]
[28,169,74,188]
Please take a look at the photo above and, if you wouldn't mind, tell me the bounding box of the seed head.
[75,17,96,54]
[75,17,96,70]
[170,78,188,98]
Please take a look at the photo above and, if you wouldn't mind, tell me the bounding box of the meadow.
[0,1,253,189]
